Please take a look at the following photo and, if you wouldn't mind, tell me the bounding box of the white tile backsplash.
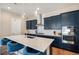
[27,29,61,36]
[27,30,36,34]
[43,30,61,35]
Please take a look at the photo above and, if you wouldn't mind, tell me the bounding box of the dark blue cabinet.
[61,10,78,26]
[74,28,79,48]
[26,21,30,29]
[52,37,62,47]
[75,11,79,50]
[55,15,61,29]
[76,11,79,28]
[61,10,79,52]
[44,16,52,29]
[26,20,37,29]
[44,15,61,29]
[31,20,37,29]
[44,10,79,29]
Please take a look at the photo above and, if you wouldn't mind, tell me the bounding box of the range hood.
[35,8,44,34]
[36,14,44,26]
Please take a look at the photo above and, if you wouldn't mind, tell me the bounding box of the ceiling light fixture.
[22,13,26,19]
[7,7,11,10]
[35,7,40,16]
[37,8,39,11]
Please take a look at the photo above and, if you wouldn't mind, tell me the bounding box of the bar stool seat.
[23,47,46,55]
[0,38,11,55]
[7,41,24,55]
[0,38,10,45]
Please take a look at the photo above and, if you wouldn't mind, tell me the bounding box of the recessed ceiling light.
[22,13,26,18]
[37,8,39,11]
[7,7,11,10]
[23,13,26,16]
[35,8,40,16]
[35,10,37,16]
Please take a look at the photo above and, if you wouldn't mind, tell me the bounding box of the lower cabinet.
[52,47,78,55]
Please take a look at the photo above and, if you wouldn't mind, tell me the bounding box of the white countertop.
[5,35,54,52]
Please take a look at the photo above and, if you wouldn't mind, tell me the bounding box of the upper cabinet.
[26,20,30,29]
[61,10,79,27]
[44,15,61,29]
[26,20,37,29]
[26,10,79,30]
[44,10,79,30]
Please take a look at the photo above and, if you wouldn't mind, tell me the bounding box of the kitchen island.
[5,35,54,55]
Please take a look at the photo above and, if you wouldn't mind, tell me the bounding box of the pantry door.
[11,18,21,35]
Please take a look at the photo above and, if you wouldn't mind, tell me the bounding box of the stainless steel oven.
[62,26,75,44]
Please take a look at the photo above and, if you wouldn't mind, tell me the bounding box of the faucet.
[35,29,38,34]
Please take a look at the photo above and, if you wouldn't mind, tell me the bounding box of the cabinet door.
[75,11,79,28]
[26,21,30,29]
[52,37,62,47]
[32,20,37,29]
[26,20,37,29]
[51,17,56,29]
[55,15,61,29]
[75,28,79,50]
[44,15,61,29]
[11,18,21,35]
[29,21,32,29]
[50,15,61,29]
[61,11,78,26]
[75,11,79,47]
[44,17,52,29]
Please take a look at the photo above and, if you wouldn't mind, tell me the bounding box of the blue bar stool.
[0,38,10,45]
[23,47,46,55]
[0,38,11,55]
[7,41,24,55]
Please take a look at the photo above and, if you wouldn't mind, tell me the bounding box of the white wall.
[0,9,23,37]
[0,10,12,37]
[11,18,22,35]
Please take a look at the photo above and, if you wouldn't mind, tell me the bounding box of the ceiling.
[0,3,79,18]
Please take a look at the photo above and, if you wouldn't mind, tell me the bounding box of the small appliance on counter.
[53,31,62,36]
[62,26,75,44]
[24,33,27,38]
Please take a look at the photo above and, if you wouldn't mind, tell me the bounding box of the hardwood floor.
[52,47,79,55]
[0,45,18,55]
[0,46,79,55]
[0,45,8,55]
